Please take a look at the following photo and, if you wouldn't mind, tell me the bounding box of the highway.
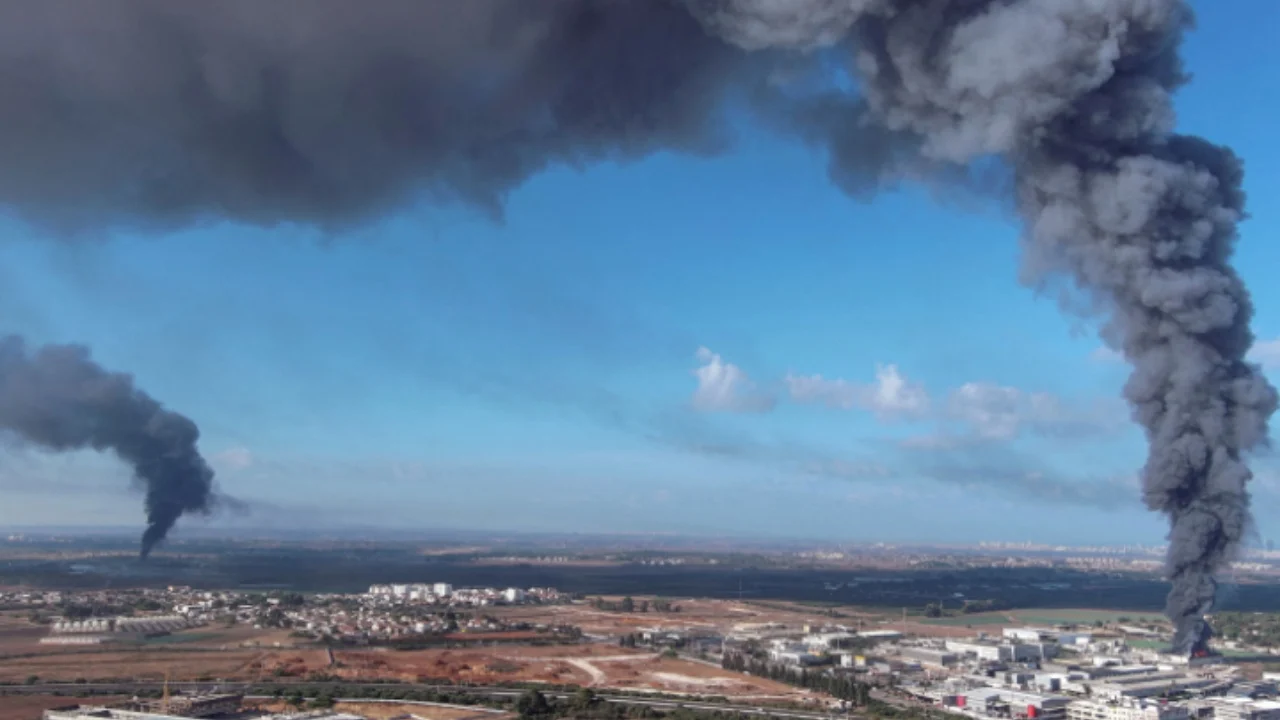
[0,681,856,720]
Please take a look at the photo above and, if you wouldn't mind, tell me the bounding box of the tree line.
[719,652,872,706]
[591,596,681,613]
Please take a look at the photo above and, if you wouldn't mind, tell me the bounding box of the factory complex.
[823,624,1273,720]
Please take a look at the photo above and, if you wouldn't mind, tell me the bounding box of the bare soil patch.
[332,647,592,686]
[593,656,805,698]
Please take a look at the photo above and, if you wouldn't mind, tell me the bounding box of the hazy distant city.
[7,533,1280,720]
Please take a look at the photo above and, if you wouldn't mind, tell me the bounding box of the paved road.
[0,681,853,720]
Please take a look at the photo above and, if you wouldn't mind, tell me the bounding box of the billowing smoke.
[0,0,1273,648]
[0,337,214,557]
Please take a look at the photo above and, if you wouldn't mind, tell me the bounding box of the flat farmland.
[0,609,332,676]
[897,619,992,637]
[915,608,1168,629]
[0,622,331,683]
[0,647,273,683]
[1010,609,1165,625]
[495,598,882,638]
[917,612,1015,628]
[0,614,44,654]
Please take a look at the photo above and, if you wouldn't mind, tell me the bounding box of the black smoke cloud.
[0,336,214,557]
[0,0,1274,651]
[0,0,746,232]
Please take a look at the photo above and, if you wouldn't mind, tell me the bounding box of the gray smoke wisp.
[0,0,1273,650]
[0,337,215,557]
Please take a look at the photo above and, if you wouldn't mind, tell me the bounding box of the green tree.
[516,689,551,718]
[620,597,635,613]
[924,603,943,618]
[575,687,598,709]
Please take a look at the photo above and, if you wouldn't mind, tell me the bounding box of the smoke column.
[700,0,1280,654]
[0,0,1273,646]
[0,337,215,557]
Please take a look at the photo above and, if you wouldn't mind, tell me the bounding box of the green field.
[918,608,1167,627]
[918,612,1011,626]
[142,632,218,645]
[1011,609,1165,625]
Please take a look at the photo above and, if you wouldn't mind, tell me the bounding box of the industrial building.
[859,629,905,642]
[39,634,114,645]
[1067,699,1191,720]
[1091,673,1220,701]
[947,639,1059,663]
[1202,698,1280,720]
[804,631,858,649]
[770,642,826,666]
[1004,627,1092,648]
[900,646,960,667]
[126,694,243,718]
[943,687,1071,720]
[51,615,190,637]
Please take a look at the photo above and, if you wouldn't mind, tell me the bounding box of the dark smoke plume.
[0,0,746,232]
[700,0,1278,655]
[0,337,214,557]
[0,0,1273,650]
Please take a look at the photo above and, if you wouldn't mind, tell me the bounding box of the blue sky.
[1,1,1278,546]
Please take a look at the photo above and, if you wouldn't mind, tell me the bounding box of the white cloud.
[213,446,254,471]
[1250,337,1280,371]
[1090,346,1123,364]
[784,364,930,420]
[945,382,1123,441]
[690,347,776,414]
[690,350,1123,446]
